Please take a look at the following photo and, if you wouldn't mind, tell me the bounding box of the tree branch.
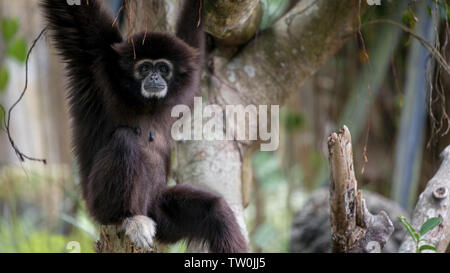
[399,146,450,253]
[211,0,365,107]
[203,0,262,46]
[363,19,450,75]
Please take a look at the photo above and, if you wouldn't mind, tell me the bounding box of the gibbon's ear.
[110,41,137,60]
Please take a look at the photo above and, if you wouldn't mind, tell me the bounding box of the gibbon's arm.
[176,0,204,52]
[41,0,122,95]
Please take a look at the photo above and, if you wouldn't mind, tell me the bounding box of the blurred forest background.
[0,0,449,253]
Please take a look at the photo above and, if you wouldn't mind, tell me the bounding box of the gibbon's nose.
[149,73,159,82]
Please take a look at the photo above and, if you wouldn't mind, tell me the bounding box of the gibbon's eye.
[156,62,170,76]
[140,63,152,75]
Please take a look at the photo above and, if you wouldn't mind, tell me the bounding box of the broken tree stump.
[328,125,394,253]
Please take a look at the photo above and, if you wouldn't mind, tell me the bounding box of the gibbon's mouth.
[141,85,168,99]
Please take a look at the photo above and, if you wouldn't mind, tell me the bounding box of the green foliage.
[398,216,442,253]
[0,17,28,95]
[401,9,418,46]
[420,217,443,236]
[418,244,437,252]
[167,241,188,253]
[0,221,95,253]
[7,37,27,63]
[0,166,96,253]
[284,110,305,133]
[1,17,27,64]
[398,216,420,242]
[1,18,19,44]
[253,151,285,192]
[0,67,9,91]
[251,222,279,250]
[402,9,417,29]
[429,0,450,20]
[248,150,303,252]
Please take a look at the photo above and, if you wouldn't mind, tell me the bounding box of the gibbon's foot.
[121,216,156,249]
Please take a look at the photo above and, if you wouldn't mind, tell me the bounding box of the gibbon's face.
[113,33,199,106]
[133,59,173,99]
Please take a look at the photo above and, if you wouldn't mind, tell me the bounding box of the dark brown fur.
[41,0,247,253]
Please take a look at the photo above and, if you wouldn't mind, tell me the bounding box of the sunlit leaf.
[1,18,19,44]
[420,217,442,236]
[426,5,432,17]
[402,9,417,28]
[0,67,9,91]
[418,244,437,253]
[398,216,420,243]
[7,37,27,63]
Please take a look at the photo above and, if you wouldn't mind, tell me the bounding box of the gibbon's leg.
[152,184,248,253]
[86,128,156,248]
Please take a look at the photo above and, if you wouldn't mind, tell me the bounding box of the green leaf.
[1,18,19,44]
[418,244,437,253]
[401,10,417,29]
[0,67,9,91]
[420,217,442,236]
[398,216,420,242]
[285,111,305,132]
[426,5,432,18]
[7,37,27,64]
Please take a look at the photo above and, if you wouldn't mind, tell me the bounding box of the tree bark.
[328,126,394,253]
[399,146,450,253]
[210,0,364,108]
[96,225,156,253]
[203,0,262,46]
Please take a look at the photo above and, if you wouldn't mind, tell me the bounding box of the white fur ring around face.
[121,215,156,249]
